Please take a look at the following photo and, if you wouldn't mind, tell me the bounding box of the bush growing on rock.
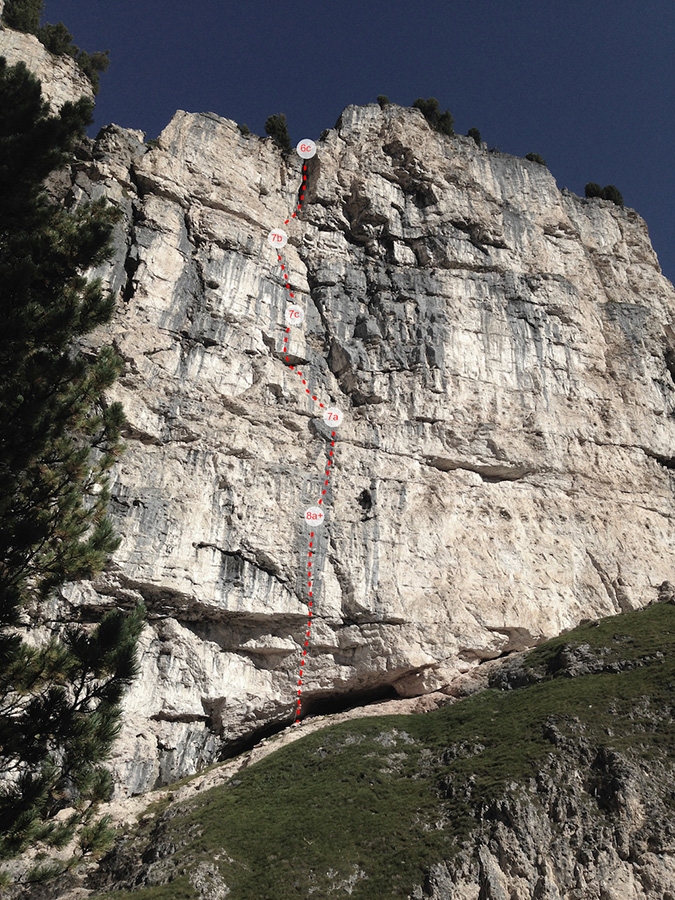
[413,97,454,136]
[72,49,109,95]
[377,95,390,108]
[525,152,547,166]
[467,127,481,147]
[1,0,43,33]
[264,113,292,153]
[585,182,624,206]
[36,20,73,54]
[600,184,624,207]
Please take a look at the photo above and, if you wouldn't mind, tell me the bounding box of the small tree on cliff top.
[0,57,145,869]
[265,112,292,152]
[2,0,43,34]
[413,97,454,136]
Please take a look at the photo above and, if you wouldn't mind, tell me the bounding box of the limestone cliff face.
[46,102,675,799]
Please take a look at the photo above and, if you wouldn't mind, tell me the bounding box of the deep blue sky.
[42,0,675,284]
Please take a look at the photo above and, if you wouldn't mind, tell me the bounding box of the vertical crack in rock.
[586,551,634,613]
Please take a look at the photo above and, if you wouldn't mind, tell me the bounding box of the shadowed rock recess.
[9,70,675,797]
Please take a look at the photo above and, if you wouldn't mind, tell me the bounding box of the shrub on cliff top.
[599,184,624,207]
[585,182,624,207]
[413,97,454,136]
[36,20,73,54]
[2,0,43,33]
[265,113,292,153]
[467,127,481,147]
[73,48,109,94]
[525,152,547,166]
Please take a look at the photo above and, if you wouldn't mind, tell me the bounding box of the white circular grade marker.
[296,139,317,159]
[285,304,305,326]
[268,228,288,248]
[323,407,343,427]
[304,506,325,526]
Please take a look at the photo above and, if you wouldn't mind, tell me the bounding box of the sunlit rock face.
[25,95,675,795]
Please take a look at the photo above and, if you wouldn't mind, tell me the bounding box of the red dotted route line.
[296,431,336,723]
[271,158,337,724]
[284,164,307,227]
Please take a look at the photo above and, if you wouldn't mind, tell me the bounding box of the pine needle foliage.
[1,0,43,34]
[264,113,292,153]
[585,181,603,198]
[585,182,624,207]
[0,58,146,864]
[525,152,547,166]
[412,97,454,136]
[36,21,110,95]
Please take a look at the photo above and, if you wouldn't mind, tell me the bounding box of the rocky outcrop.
[34,100,675,798]
[0,12,94,111]
[418,748,675,900]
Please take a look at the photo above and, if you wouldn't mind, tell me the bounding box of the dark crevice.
[423,456,532,482]
[150,712,209,725]
[122,253,140,303]
[217,717,292,762]
[665,348,675,385]
[327,338,385,407]
[357,489,372,511]
[215,684,401,761]
[299,683,400,719]
[644,449,675,471]
[193,543,287,587]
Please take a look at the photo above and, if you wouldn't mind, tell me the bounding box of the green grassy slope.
[90,602,675,900]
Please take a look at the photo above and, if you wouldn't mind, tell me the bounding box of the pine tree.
[585,182,624,206]
[600,184,624,207]
[37,21,75,56]
[467,127,481,147]
[0,57,146,867]
[412,97,454,136]
[2,0,44,34]
[525,152,547,166]
[264,113,292,153]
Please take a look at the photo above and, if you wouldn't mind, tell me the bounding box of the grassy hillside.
[88,601,675,900]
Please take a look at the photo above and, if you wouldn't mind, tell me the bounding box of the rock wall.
[42,102,675,799]
[0,15,94,111]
